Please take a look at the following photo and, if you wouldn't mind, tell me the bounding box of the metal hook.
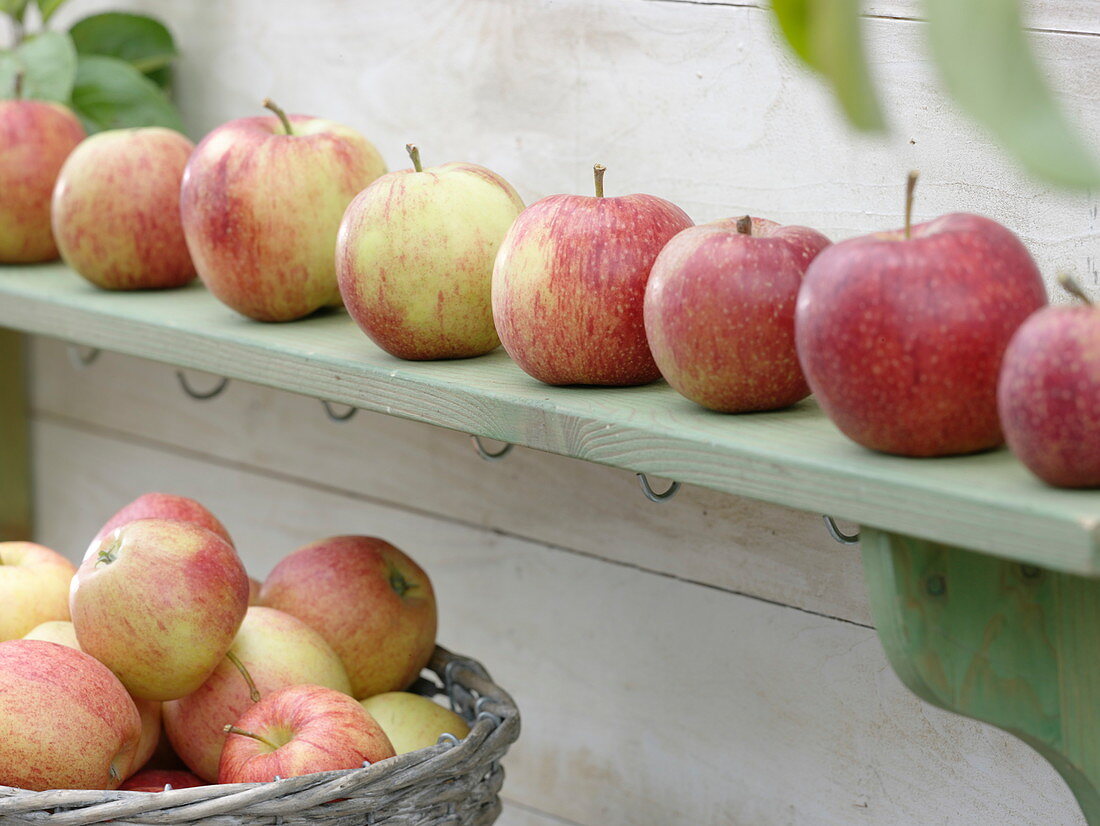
[66,345,100,370]
[823,515,860,545]
[175,370,229,400]
[637,473,680,503]
[471,435,513,461]
[437,732,460,747]
[321,400,357,422]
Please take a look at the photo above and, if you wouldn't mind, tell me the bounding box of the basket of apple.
[0,494,519,825]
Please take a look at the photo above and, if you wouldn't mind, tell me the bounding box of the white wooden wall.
[27,1,1100,823]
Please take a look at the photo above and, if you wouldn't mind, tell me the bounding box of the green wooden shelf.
[0,263,1097,576]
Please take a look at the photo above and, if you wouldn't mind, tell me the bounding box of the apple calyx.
[388,566,417,599]
[226,650,262,703]
[593,163,606,198]
[904,170,919,240]
[1058,272,1094,306]
[406,144,423,173]
[97,536,122,567]
[223,724,281,752]
[262,98,294,136]
[736,215,752,236]
[13,71,24,100]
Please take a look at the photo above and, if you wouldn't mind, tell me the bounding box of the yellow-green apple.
[218,683,395,783]
[795,173,1047,457]
[0,541,76,642]
[52,128,196,290]
[359,692,470,755]
[0,84,86,262]
[336,144,524,359]
[644,215,830,412]
[0,639,141,790]
[70,518,250,701]
[492,163,693,385]
[998,274,1100,487]
[163,606,353,782]
[180,99,386,322]
[93,492,233,547]
[23,619,80,648]
[120,768,205,792]
[260,536,436,699]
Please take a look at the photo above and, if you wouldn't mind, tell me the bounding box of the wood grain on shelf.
[0,331,31,541]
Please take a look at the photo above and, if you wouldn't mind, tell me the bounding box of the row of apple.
[4,96,1098,488]
[0,493,469,792]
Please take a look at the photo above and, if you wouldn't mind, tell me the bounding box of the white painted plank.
[31,420,1084,825]
[30,338,871,625]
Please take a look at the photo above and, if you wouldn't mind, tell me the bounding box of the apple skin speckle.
[795,213,1047,457]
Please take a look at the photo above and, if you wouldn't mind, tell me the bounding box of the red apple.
[644,215,831,412]
[52,127,196,290]
[93,492,233,547]
[259,536,436,699]
[796,173,1047,457]
[120,768,205,792]
[180,98,386,322]
[0,541,76,642]
[218,684,395,783]
[998,274,1100,487]
[0,639,141,790]
[70,519,250,701]
[336,144,524,360]
[0,86,85,262]
[163,606,353,782]
[492,163,693,385]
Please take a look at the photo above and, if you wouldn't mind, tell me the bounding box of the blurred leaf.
[70,12,176,74]
[145,64,172,94]
[0,0,28,21]
[0,30,77,101]
[70,54,182,133]
[36,0,69,24]
[927,0,1100,189]
[771,0,885,132]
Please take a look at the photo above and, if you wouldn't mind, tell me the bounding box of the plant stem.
[226,651,261,703]
[736,215,752,235]
[593,164,606,198]
[406,144,423,172]
[223,724,281,751]
[905,170,918,240]
[262,98,294,136]
[13,71,23,100]
[1058,272,1094,306]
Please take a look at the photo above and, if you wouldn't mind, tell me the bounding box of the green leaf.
[771,0,885,132]
[926,0,1100,189]
[0,0,28,21]
[0,31,77,101]
[36,0,69,24]
[69,54,183,133]
[70,12,177,74]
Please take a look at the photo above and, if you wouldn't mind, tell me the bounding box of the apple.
[0,77,86,262]
[359,691,470,755]
[23,619,80,648]
[0,541,76,642]
[93,492,233,547]
[218,683,395,783]
[998,274,1100,487]
[336,144,524,359]
[796,173,1047,457]
[52,127,196,290]
[180,98,387,322]
[644,215,831,412]
[70,518,250,701]
[120,768,205,792]
[163,605,353,782]
[492,163,694,385]
[259,536,436,699]
[0,639,141,790]
[248,576,262,605]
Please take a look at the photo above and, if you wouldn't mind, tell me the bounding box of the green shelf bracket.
[0,330,31,542]
[862,527,1100,823]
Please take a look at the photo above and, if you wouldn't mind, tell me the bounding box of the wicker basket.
[0,646,520,825]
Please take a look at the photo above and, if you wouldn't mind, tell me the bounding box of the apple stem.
[97,536,121,567]
[223,724,281,751]
[226,650,261,703]
[904,170,918,240]
[593,164,606,198]
[736,216,753,236]
[13,71,24,100]
[1058,272,1094,306]
[389,567,417,598]
[406,144,423,173]
[262,98,294,136]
